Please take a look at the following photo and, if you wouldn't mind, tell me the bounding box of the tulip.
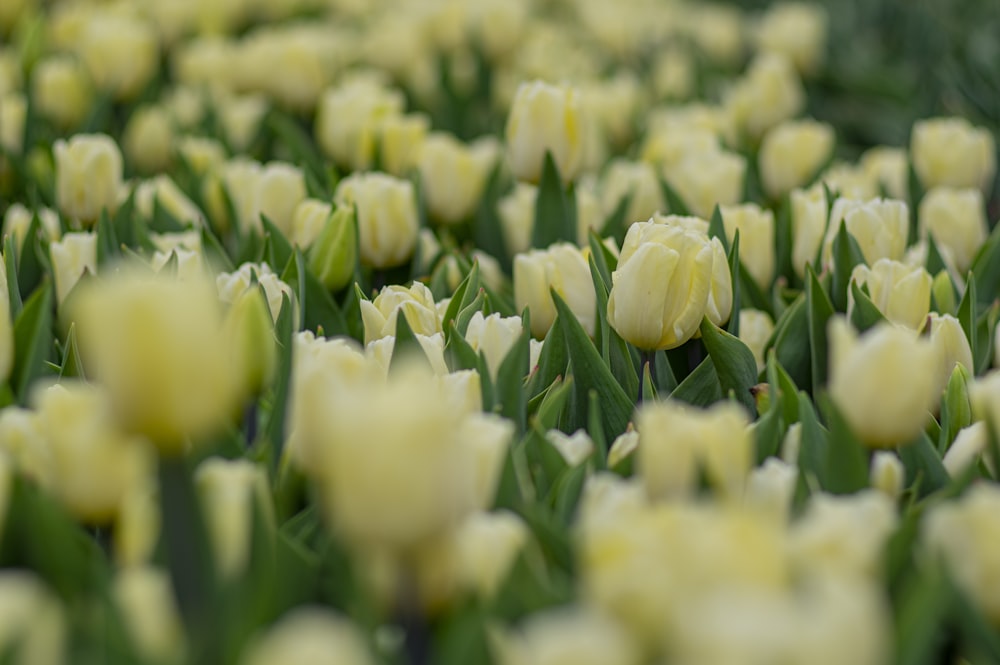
[452,511,529,599]
[758,119,835,198]
[859,146,908,200]
[334,172,419,269]
[31,55,92,129]
[54,133,123,225]
[290,198,333,249]
[754,3,828,74]
[911,117,996,193]
[360,281,441,344]
[724,53,805,140]
[822,197,909,269]
[308,206,357,292]
[217,262,296,324]
[600,159,665,227]
[918,187,988,273]
[419,133,499,224]
[790,184,828,278]
[123,105,174,174]
[607,218,731,350]
[112,567,185,664]
[847,259,932,331]
[378,112,430,177]
[719,203,775,289]
[664,148,746,218]
[505,80,584,183]
[240,609,376,665]
[0,572,67,665]
[738,309,775,373]
[76,12,159,100]
[315,78,405,171]
[50,232,97,305]
[828,318,939,447]
[514,243,595,339]
[870,452,905,499]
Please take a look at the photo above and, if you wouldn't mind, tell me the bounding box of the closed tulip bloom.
[360,281,441,344]
[217,262,296,324]
[724,53,805,141]
[754,3,828,74]
[919,187,988,273]
[419,133,498,224]
[334,172,419,269]
[860,146,909,200]
[464,311,526,380]
[869,451,905,499]
[720,203,775,289]
[739,309,775,373]
[2,204,61,255]
[928,313,974,396]
[514,243,595,338]
[500,607,640,665]
[50,232,97,305]
[134,175,205,227]
[290,199,333,249]
[546,429,596,467]
[378,112,430,177]
[258,162,307,237]
[822,197,909,269]
[70,271,244,453]
[54,133,123,225]
[600,159,665,227]
[452,511,529,599]
[315,78,405,171]
[828,318,939,447]
[506,80,585,183]
[218,94,269,153]
[498,183,536,256]
[847,259,932,331]
[637,399,752,500]
[112,567,185,664]
[758,119,835,198]
[31,55,91,129]
[664,148,746,219]
[308,206,357,292]
[911,117,996,193]
[790,184,828,278]
[76,12,159,100]
[923,484,1000,624]
[608,219,731,350]
[123,105,174,174]
[241,609,376,665]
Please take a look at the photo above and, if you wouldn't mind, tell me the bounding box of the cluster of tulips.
[0,0,999,663]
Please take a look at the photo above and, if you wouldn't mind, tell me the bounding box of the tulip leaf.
[473,163,510,272]
[266,111,327,187]
[898,432,950,499]
[938,365,971,454]
[587,390,609,469]
[974,305,999,375]
[551,462,588,524]
[266,292,295,465]
[16,212,45,301]
[726,231,742,335]
[950,573,1000,662]
[390,304,431,373]
[670,357,723,407]
[830,221,866,312]
[817,394,870,494]
[754,398,784,463]
[641,361,657,402]
[532,152,575,248]
[282,250,348,337]
[58,323,85,379]
[906,160,923,247]
[587,251,638,401]
[699,317,758,414]
[957,274,977,367]
[496,324,530,432]
[894,565,952,665]
[708,205,729,253]
[600,193,631,245]
[969,222,1000,307]
[849,281,887,332]
[527,312,568,400]
[534,376,573,431]
[924,234,950,277]
[796,391,829,482]
[200,224,235,273]
[587,232,613,291]
[552,291,633,442]
[112,187,138,250]
[455,288,487,338]
[4,235,23,319]
[151,194,187,233]
[770,294,811,391]
[767,350,801,427]
[774,196,794,285]
[805,266,835,395]
[261,214,294,275]
[11,281,53,403]
[658,178,690,216]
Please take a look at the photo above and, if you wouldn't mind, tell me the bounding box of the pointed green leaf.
[4,235,23,319]
[659,178,690,216]
[496,325,530,432]
[708,204,729,252]
[11,282,53,403]
[261,214,294,275]
[818,395,869,494]
[670,356,722,407]
[830,221,866,311]
[532,152,575,248]
[700,317,758,413]
[849,281,887,332]
[805,266,835,394]
[266,293,295,465]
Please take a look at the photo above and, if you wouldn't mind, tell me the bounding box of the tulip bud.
[928,313,973,397]
[241,609,376,665]
[822,197,909,269]
[76,12,159,100]
[498,183,536,256]
[217,262,296,324]
[758,119,835,198]
[334,172,419,269]
[257,162,307,237]
[301,206,355,292]
[607,430,639,469]
[453,510,529,599]
[315,78,405,171]
[923,484,1000,624]
[828,318,939,447]
[112,567,185,664]
[505,80,584,183]
[637,399,752,500]
[34,382,153,524]
[377,112,430,176]
[918,187,988,273]
[738,309,775,373]
[607,218,731,350]
[54,133,123,225]
[176,136,227,177]
[218,94,268,153]
[790,184,828,278]
[123,105,174,174]
[499,607,640,665]
[0,572,66,665]
[869,451,904,498]
[724,53,805,140]
[859,146,908,200]
[600,159,665,227]
[0,93,25,157]
[360,281,441,344]
[50,232,97,305]
[464,311,525,380]
[664,148,746,218]
[70,271,244,453]
[289,199,332,249]
[911,117,996,193]
[419,133,498,224]
[514,243,595,339]
[754,3,828,74]
[30,55,90,129]
[719,203,775,289]
[195,457,272,579]
[2,204,61,255]
[941,422,993,477]
[546,429,595,467]
[847,259,932,331]
[133,175,205,227]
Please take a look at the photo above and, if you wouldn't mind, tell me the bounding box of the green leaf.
[58,323,85,379]
[96,208,121,266]
[473,163,510,272]
[773,196,793,284]
[262,214,294,275]
[939,365,972,454]
[670,357,722,407]
[894,565,951,665]
[957,274,977,367]
[532,152,575,248]
[641,360,657,403]
[830,221,866,311]
[599,193,631,245]
[805,267,835,395]
[906,160,923,248]
[817,395,869,494]
[796,393,829,481]
[16,212,45,301]
[707,204,729,252]
[898,433,950,498]
[527,313,567,400]
[970,222,1000,306]
[534,376,573,431]
[281,250,349,337]
[200,224,235,273]
[11,282,53,403]
[587,390,608,469]
[771,295,811,391]
[699,318,757,414]
[974,303,998,376]
[659,178,690,216]
[553,292,634,442]
[389,304,431,373]
[266,111,327,187]
[726,231,742,335]
[455,288,487,338]
[4,235,23,319]
[265,293,294,464]
[849,281,887,332]
[496,325,530,432]
[587,250,638,401]
[442,262,480,339]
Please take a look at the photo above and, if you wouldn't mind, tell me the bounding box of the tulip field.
[2,0,1000,663]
